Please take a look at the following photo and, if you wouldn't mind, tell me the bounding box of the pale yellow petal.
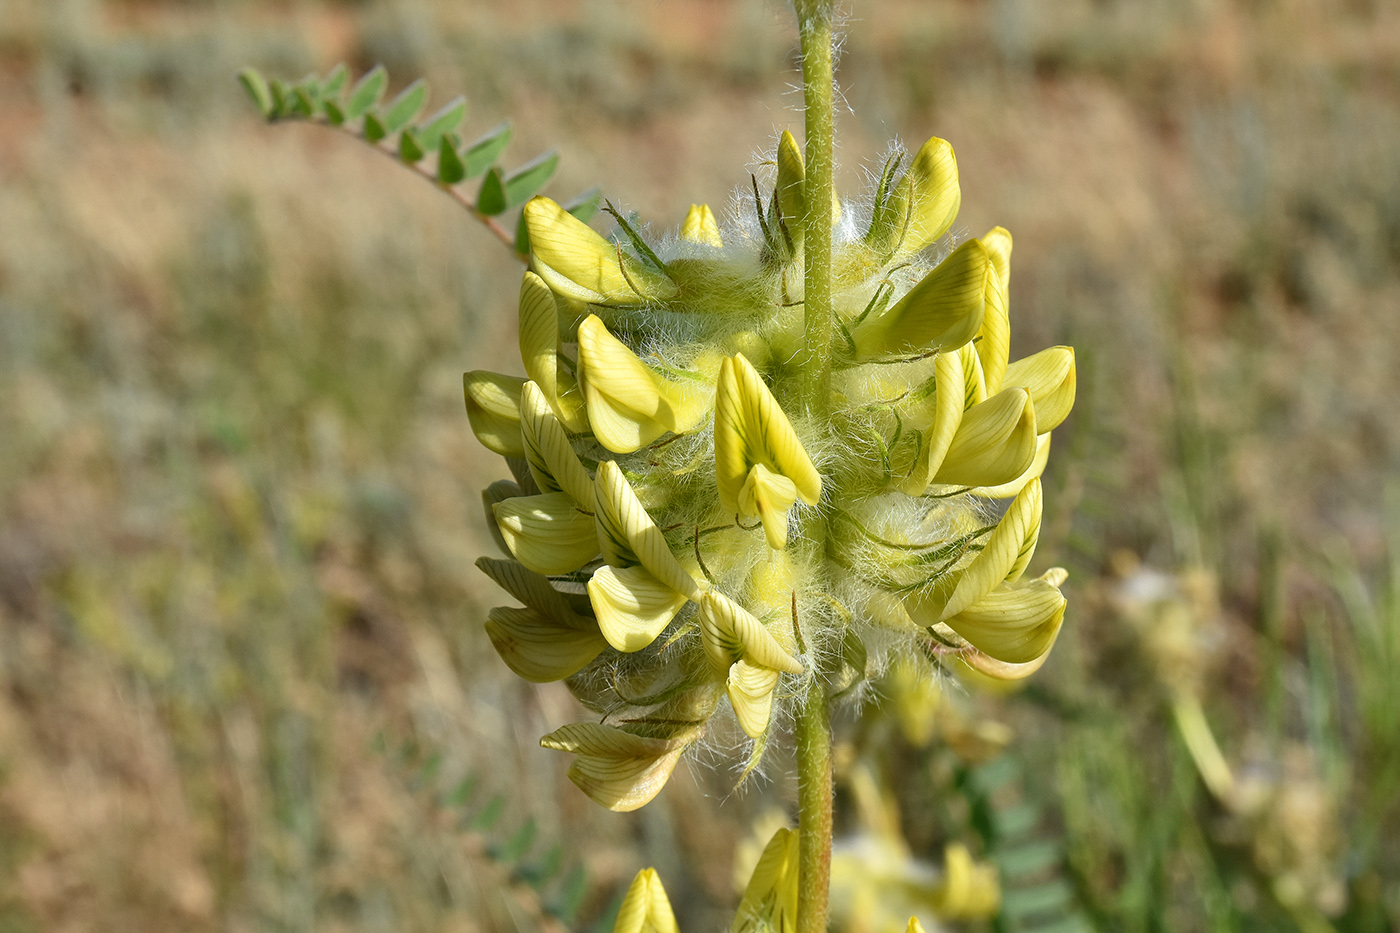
[493,492,598,575]
[969,432,1050,499]
[738,464,799,550]
[727,660,781,739]
[896,136,961,260]
[976,227,1012,393]
[463,371,525,457]
[475,556,593,630]
[698,590,803,675]
[540,722,691,812]
[898,349,964,495]
[524,196,677,305]
[485,606,607,682]
[517,271,590,433]
[733,827,799,933]
[1003,346,1076,433]
[481,480,522,556]
[577,315,708,453]
[943,572,1067,665]
[680,203,723,248]
[934,387,1038,488]
[593,461,701,600]
[588,564,688,652]
[714,353,822,537]
[956,645,1054,681]
[855,238,988,359]
[940,478,1043,620]
[616,869,680,933]
[776,129,805,245]
[520,381,594,505]
[907,919,927,933]
[932,842,1000,919]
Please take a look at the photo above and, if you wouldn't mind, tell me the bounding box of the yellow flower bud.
[853,238,989,360]
[943,568,1067,665]
[517,271,589,432]
[733,827,799,933]
[933,386,1038,488]
[776,129,806,251]
[577,315,709,453]
[714,353,822,549]
[931,843,1000,919]
[1003,346,1077,434]
[524,196,678,305]
[463,370,525,458]
[698,590,803,676]
[615,868,680,933]
[519,381,594,505]
[975,226,1012,394]
[897,136,962,260]
[681,203,724,248]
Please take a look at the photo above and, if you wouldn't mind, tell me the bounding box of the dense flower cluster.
[464,133,1074,811]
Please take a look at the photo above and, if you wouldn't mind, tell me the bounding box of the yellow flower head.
[468,132,1074,808]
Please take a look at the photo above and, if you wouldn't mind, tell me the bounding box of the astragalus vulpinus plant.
[243,1,1074,929]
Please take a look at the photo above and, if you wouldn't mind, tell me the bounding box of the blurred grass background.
[1,0,1398,930]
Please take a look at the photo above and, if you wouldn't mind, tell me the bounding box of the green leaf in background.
[490,818,537,863]
[479,150,558,216]
[437,135,466,185]
[416,97,467,152]
[477,167,508,216]
[461,122,512,179]
[238,68,273,118]
[363,112,386,143]
[321,62,349,100]
[323,99,344,126]
[563,186,602,224]
[503,150,559,208]
[345,64,387,120]
[290,86,315,118]
[399,128,424,163]
[268,78,290,118]
[381,78,427,134]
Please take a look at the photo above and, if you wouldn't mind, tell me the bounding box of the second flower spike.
[714,353,822,549]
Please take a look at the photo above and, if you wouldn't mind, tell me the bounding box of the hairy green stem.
[795,672,833,933]
[793,6,836,933]
[797,3,835,417]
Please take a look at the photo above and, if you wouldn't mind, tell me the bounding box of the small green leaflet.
[345,64,387,120]
[437,135,466,185]
[416,97,467,152]
[381,79,426,134]
[321,63,349,100]
[461,122,512,179]
[478,150,559,216]
[238,69,273,118]
[399,128,424,163]
[363,112,386,142]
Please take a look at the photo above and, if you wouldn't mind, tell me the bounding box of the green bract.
[466,137,1077,811]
